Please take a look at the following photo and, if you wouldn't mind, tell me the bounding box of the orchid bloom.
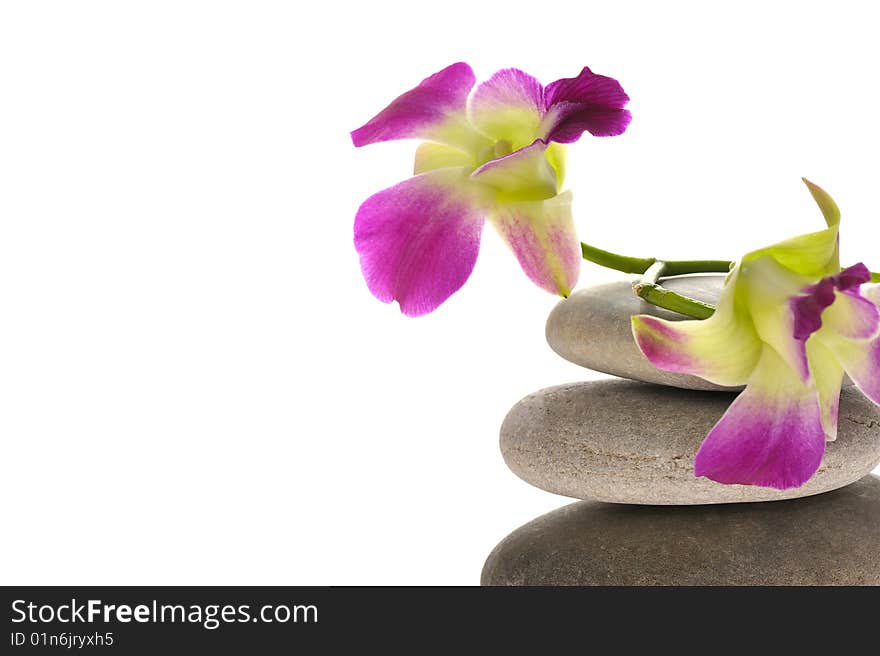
[351,63,631,316]
[631,181,880,489]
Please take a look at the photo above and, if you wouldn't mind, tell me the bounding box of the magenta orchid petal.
[354,168,485,316]
[694,346,826,489]
[466,68,545,146]
[631,316,701,372]
[541,67,632,142]
[351,63,477,148]
[544,67,632,110]
[489,191,580,297]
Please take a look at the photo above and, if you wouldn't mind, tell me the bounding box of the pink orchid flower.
[352,63,631,316]
[632,181,880,489]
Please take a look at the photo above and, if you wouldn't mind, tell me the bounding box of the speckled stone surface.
[501,380,880,505]
[546,275,737,391]
[481,475,880,585]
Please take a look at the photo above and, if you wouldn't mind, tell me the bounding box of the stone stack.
[481,276,880,585]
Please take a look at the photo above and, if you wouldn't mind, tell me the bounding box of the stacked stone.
[482,276,880,585]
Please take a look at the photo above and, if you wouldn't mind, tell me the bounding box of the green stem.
[662,259,735,276]
[580,241,728,319]
[580,242,733,276]
[641,260,667,284]
[580,241,877,318]
[632,260,717,320]
[579,242,655,274]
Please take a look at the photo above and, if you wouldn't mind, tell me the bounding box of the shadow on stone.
[481,475,880,585]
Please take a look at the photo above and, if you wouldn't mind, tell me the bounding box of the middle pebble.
[501,379,880,505]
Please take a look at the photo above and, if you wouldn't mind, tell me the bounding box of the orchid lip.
[792,262,875,342]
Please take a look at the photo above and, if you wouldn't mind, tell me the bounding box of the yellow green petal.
[471,141,558,202]
[631,268,763,387]
[545,142,567,191]
[413,143,475,175]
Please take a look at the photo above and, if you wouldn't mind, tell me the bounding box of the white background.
[1,1,878,585]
